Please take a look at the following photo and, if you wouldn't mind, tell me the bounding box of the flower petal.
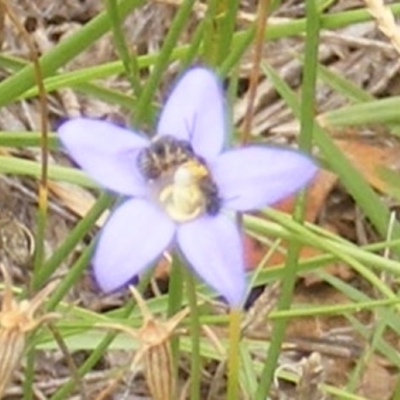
[212,146,318,211]
[157,67,226,160]
[93,199,175,292]
[58,118,150,196]
[177,214,245,306]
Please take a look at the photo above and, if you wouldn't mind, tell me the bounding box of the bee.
[176,160,221,216]
[199,178,222,215]
[198,175,221,215]
[138,136,222,216]
[137,135,195,180]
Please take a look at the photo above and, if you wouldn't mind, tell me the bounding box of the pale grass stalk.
[143,334,174,400]
[96,286,188,400]
[0,264,58,396]
[364,0,400,56]
[0,327,25,395]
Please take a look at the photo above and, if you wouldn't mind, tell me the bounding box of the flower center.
[137,136,221,222]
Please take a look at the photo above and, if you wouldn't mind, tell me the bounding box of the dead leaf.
[335,139,400,194]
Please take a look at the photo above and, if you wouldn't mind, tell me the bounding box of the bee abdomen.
[199,178,221,215]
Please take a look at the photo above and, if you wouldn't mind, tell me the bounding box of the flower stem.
[227,307,241,400]
[183,267,201,400]
[167,256,184,396]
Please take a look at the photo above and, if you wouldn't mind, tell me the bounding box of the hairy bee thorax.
[137,136,221,222]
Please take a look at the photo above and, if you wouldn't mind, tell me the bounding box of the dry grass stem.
[364,0,400,56]
[96,286,188,400]
[0,264,59,396]
[0,324,25,396]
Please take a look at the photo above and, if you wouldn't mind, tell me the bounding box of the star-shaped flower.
[58,67,317,306]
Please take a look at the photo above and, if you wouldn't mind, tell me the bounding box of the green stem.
[179,17,207,70]
[33,192,113,290]
[216,0,240,64]
[201,0,219,65]
[46,243,94,311]
[23,348,35,400]
[134,0,196,124]
[183,266,201,400]
[227,307,241,400]
[104,0,142,97]
[167,255,184,395]
[255,243,301,400]
[255,0,320,396]
[0,0,145,108]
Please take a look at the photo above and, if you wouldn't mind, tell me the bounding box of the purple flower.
[58,67,317,306]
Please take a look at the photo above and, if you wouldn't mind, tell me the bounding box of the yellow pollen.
[178,160,208,180]
[159,160,209,222]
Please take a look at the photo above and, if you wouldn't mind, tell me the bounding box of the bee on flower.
[58,67,317,306]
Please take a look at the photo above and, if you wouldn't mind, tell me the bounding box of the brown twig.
[240,0,271,144]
